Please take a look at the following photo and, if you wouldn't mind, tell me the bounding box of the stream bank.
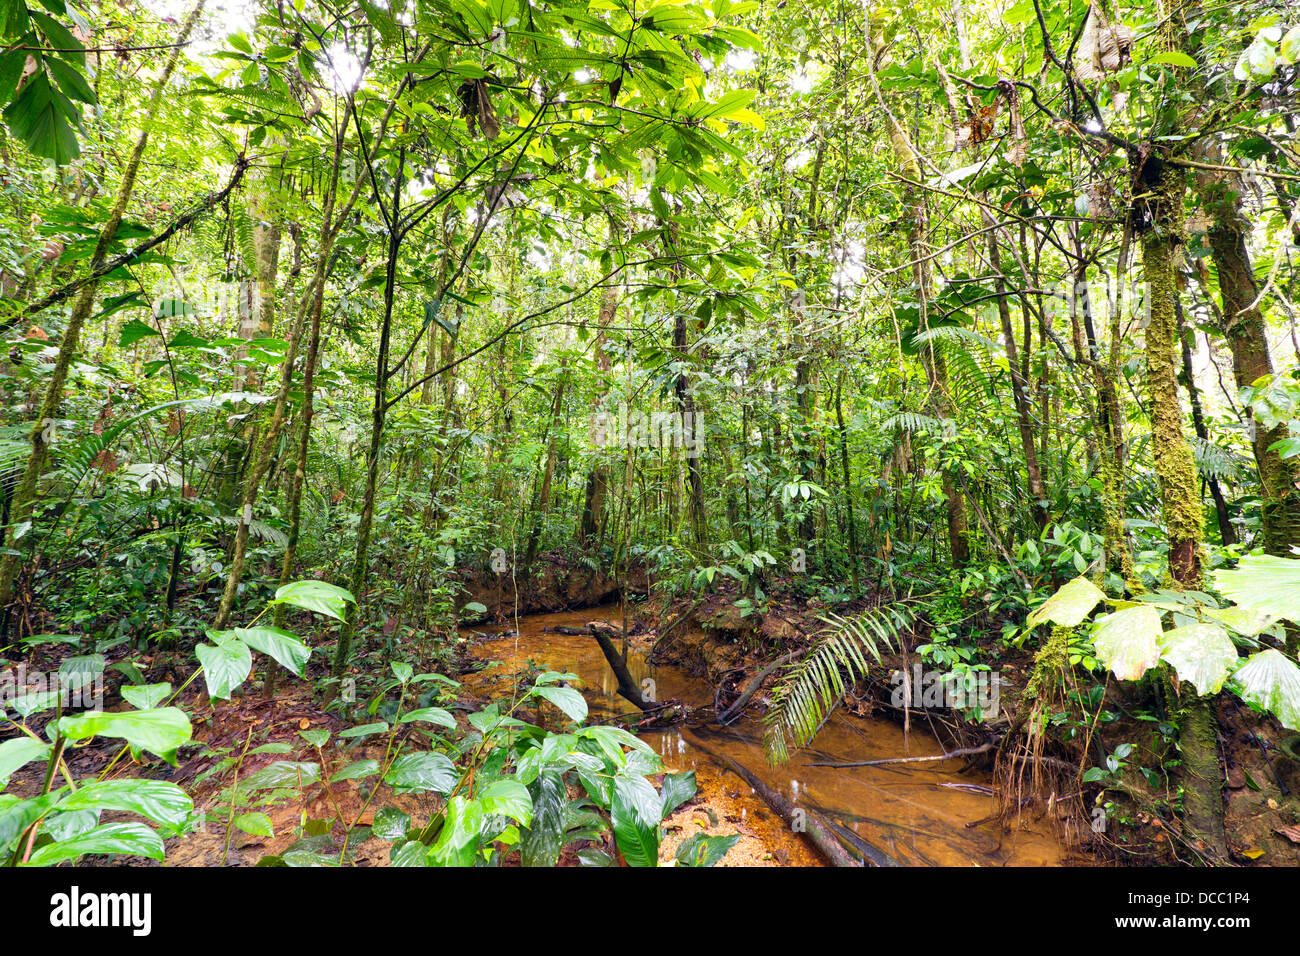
[465,604,1069,866]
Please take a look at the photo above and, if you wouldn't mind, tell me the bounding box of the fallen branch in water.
[714,753,861,867]
[585,620,653,710]
[716,652,798,726]
[820,815,901,867]
[808,741,996,769]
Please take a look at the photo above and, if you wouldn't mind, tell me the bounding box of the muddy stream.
[469,605,1065,866]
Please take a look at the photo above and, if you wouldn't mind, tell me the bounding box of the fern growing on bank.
[762,604,916,765]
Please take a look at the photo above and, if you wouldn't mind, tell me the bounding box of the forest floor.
[6,555,1300,866]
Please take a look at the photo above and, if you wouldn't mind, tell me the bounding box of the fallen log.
[715,652,798,726]
[715,754,860,867]
[550,624,625,636]
[821,816,902,867]
[585,621,653,710]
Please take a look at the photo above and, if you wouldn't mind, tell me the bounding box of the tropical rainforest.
[0,0,1299,872]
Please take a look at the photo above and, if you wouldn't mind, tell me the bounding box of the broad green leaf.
[338,721,388,738]
[0,737,51,786]
[398,707,457,729]
[372,806,410,840]
[2,72,79,165]
[234,812,275,837]
[56,707,191,762]
[0,794,58,848]
[272,580,356,621]
[383,752,458,794]
[121,683,171,710]
[427,795,484,867]
[1150,51,1197,68]
[58,780,191,827]
[238,761,321,792]
[1158,624,1238,695]
[1202,606,1277,637]
[611,772,661,867]
[25,822,164,866]
[119,318,162,347]
[532,685,588,723]
[1213,555,1300,623]
[675,832,740,866]
[1231,649,1300,731]
[58,653,104,690]
[330,759,379,783]
[299,729,330,748]
[196,637,252,700]
[520,769,567,867]
[1026,575,1105,628]
[478,778,532,826]
[659,770,697,817]
[1092,605,1162,681]
[10,690,61,718]
[235,626,310,676]
[390,839,427,866]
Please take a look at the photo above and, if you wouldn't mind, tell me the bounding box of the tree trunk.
[1140,155,1226,861]
[0,2,205,617]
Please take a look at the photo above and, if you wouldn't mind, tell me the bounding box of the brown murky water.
[469,606,1065,866]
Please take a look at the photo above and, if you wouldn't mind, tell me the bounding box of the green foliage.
[763,604,914,763]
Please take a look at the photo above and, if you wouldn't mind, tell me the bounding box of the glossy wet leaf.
[196,636,252,700]
[675,832,740,866]
[532,685,588,723]
[383,752,457,794]
[398,707,457,729]
[121,683,171,710]
[1213,555,1300,623]
[238,761,321,792]
[427,796,484,867]
[611,773,661,867]
[477,778,532,826]
[235,626,311,676]
[330,759,379,783]
[272,580,356,621]
[660,770,697,817]
[1158,624,1239,695]
[56,707,192,762]
[372,806,410,840]
[1026,575,1105,628]
[0,737,50,786]
[520,769,566,867]
[1231,649,1300,731]
[58,780,192,827]
[26,822,164,866]
[1092,605,1163,681]
[234,812,275,837]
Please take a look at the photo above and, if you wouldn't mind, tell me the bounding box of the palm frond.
[762,603,916,764]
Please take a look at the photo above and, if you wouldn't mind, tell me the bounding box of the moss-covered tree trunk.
[1140,156,1227,861]
[1201,170,1300,558]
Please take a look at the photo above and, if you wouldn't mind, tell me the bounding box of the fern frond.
[1192,436,1246,482]
[214,514,288,547]
[762,604,916,764]
[881,411,953,437]
[909,324,1002,353]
